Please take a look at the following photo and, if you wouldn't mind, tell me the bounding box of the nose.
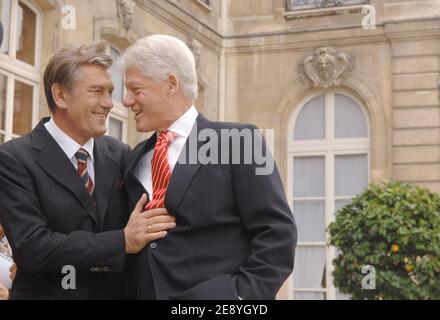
[101,94,113,109]
[123,92,135,109]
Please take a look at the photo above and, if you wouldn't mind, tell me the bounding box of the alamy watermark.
[61,265,76,290]
[176,123,275,176]
[61,5,76,30]
[362,5,376,30]
[361,265,376,290]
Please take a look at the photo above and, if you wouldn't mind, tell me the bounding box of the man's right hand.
[124,194,176,254]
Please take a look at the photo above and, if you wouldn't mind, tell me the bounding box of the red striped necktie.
[75,148,94,196]
[145,130,176,210]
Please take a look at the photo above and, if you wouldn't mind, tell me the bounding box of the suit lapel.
[93,138,118,230]
[165,114,210,212]
[32,119,100,226]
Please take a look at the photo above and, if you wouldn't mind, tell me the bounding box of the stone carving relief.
[188,38,202,68]
[116,0,135,31]
[300,47,354,88]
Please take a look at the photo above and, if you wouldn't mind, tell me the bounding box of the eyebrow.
[125,80,143,87]
[89,85,114,91]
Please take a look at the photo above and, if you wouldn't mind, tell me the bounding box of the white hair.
[121,34,198,101]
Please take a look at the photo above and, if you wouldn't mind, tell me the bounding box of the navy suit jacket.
[0,118,131,299]
[124,114,297,300]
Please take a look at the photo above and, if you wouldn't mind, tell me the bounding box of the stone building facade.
[1,0,439,299]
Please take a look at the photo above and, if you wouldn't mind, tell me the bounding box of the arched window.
[288,91,370,299]
[0,0,41,143]
[106,45,128,143]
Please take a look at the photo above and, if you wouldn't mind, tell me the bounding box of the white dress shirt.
[44,118,95,183]
[135,106,198,198]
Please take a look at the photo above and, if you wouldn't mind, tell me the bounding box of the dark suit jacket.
[0,118,131,299]
[124,114,297,300]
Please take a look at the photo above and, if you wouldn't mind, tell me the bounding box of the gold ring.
[146,225,152,233]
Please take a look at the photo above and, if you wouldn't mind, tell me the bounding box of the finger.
[141,208,169,218]
[146,231,168,241]
[150,222,176,233]
[145,222,176,234]
[146,215,176,225]
[133,193,148,215]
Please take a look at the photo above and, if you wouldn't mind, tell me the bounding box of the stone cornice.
[224,27,388,56]
[136,0,222,51]
[136,0,440,55]
[385,17,440,42]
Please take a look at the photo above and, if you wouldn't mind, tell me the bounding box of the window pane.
[335,94,367,138]
[294,95,325,140]
[13,80,33,136]
[0,74,7,137]
[335,199,352,213]
[108,117,122,141]
[0,0,11,54]
[294,156,325,197]
[293,246,326,289]
[16,1,36,65]
[335,154,368,196]
[294,292,325,300]
[110,47,123,102]
[293,200,325,242]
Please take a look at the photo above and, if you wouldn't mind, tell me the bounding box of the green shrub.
[328,181,440,300]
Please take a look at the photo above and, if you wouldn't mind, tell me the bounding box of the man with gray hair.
[122,34,297,300]
[0,42,176,299]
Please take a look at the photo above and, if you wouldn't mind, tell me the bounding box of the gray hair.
[121,35,198,101]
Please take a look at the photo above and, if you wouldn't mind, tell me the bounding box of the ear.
[167,74,179,96]
[51,83,69,110]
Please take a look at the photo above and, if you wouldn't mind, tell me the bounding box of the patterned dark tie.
[75,148,94,196]
[145,130,176,210]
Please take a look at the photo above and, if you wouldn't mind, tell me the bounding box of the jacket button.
[150,242,157,249]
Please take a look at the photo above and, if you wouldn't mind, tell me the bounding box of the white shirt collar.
[165,105,198,138]
[44,117,95,163]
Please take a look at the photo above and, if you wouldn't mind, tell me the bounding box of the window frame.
[287,90,371,300]
[286,0,369,12]
[192,0,212,12]
[0,0,42,76]
[0,0,41,142]
[105,45,128,143]
[107,111,128,143]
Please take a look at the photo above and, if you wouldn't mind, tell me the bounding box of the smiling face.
[123,67,184,132]
[54,64,114,144]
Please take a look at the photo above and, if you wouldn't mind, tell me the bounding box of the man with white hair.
[122,34,297,300]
